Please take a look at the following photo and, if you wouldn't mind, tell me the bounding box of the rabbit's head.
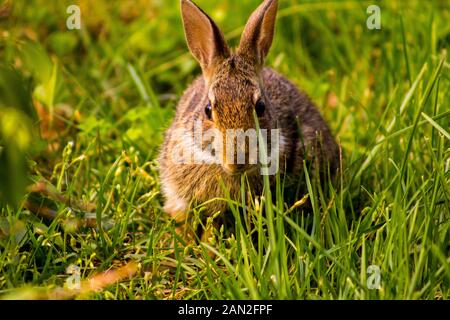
[181,0,279,175]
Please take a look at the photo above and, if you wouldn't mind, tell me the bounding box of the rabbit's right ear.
[181,0,230,79]
[238,0,278,70]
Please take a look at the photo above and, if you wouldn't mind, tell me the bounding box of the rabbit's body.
[159,0,339,235]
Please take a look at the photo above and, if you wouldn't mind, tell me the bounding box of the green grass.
[0,0,449,299]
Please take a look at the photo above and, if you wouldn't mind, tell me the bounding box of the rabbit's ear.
[181,0,230,78]
[238,0,278,69]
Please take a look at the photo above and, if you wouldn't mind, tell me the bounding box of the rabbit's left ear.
[181,0,230,79]
[238,0,278,69]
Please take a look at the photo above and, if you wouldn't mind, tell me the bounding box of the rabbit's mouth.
[222,164,258,176]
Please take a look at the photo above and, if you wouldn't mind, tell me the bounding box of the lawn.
[0,0,449,300]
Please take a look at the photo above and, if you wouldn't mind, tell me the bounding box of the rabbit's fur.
[159,0,339,238]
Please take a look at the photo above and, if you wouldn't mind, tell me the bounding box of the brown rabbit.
[159,0,339,240]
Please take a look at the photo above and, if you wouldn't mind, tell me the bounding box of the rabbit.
[158,0,339,241]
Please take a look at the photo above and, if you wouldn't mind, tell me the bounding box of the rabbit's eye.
[205,102,212,120]
[255,99,265,117]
